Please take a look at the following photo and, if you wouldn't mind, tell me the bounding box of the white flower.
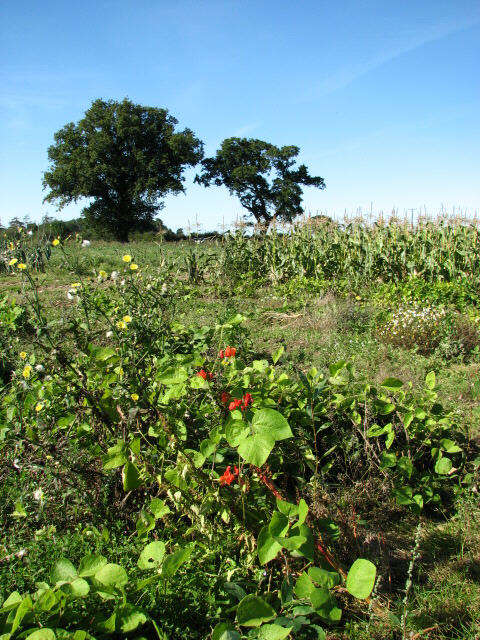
[110,271,119,280]
[81,239,91,247]
[35,364,44,372]
[13,458,21,469]
[67,289,79,301]
[33,488,44,502]
[106,330,113,338]
[161,283,168,294]
[27,230,33,236]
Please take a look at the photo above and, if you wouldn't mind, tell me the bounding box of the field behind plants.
[1,216,480,640]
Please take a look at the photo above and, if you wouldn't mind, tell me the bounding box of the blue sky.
[1,0,479,230]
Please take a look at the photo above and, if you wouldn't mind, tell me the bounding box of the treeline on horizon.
[0,214,223,242]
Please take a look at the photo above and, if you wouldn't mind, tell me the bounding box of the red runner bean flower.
[219,465,239,486]
[219,346,237,359]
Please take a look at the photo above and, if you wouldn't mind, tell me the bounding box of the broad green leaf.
[308,567,341,589]
[275,500,298,518]
[93,346,117,361]
[294,572,314,598]
[236,595,276,627]
[346,559,377,599]
[103,442,127,470]
[138,541,166,570]
[211,622,241,640]
[273,536,307,551]
[62,578,90,597]
[116,604,147,633]
[435,456,452,475]
[1,591,22,611]
[381,377,403,390]
[12,500,27,518]
[237,433,275,467]
[290,524,314,561]
[78,555,107,577]
[439,439,462,454]
[11,595,33,633]
[26,630,56,640]
[309,587,342,622]
[225,420,250,447]
[149,498,170,519]
[35,588,57,612]
[257,623,293,639]
[268,512,289,537]
[252,409,292,441]
[122,461,143,491]
[257,527,282,565]
[94,563,128,587]
[297,499,308,526]
[425,371,436,390]
[161,545,194,578]
[50,559,77,584]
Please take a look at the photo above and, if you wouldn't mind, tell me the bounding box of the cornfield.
[220,216,480,285]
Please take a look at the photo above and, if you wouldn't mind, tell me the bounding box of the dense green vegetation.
[1,219,479,640]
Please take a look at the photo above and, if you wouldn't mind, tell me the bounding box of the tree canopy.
[43,98,204,241]
[195,138,325,227]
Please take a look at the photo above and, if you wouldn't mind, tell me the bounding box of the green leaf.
[103,442,127,470]
[295,572,315,598]
[211,622,241,640]
[236,595,276,627]
[12,500,27,518]
[381,377,403,390]
[62,578,90,597]
[26,630,56,640]
[308,567,341,589]
[116,604,147,633]
[93,346,117,361]
[149,498,170,519]
[275,500,298,518]
[268,512,289,537]
[50,559,77,584]
[272,346,284,364]
[122,461,142,491]
[35,588,57,612]
[310,587,342,621]
[297,499,308,526]
[273,535,307,551]
[161,545,194,578]
[435,456,452,475]
[290,524,314,561]
[425,371,436,390]
[78,554,107,577]
[257,527,283,565]
[257,623,293,639]
[94,563,128,587]
[252,409,292,441]
[138,541,166,570]
[237,433,275,467]
[1,590,22,611]
[346,559,377,599]
[439,439,462,454]
[225,419,250,447]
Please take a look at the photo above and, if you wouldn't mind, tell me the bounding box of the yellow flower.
[122,254,132,263]
[35,403,43,412]
[122,315,132,323]
[99,270,107,278]
[17,263,27,270]
[129,263,138,271]
[22,365,32,379]
[52,238,60,246]
[116,320,127,330]
[131,393,139,402]
[19,351,27,359]
[9,258,18,266]
[70,282,81,288]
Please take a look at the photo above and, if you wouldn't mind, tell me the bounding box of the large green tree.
[43,98,204,241]
[195,138,325,227]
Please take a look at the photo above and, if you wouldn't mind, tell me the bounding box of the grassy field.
[1,225,480,640]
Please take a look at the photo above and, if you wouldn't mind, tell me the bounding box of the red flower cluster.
[221,391,230,405]
[219,346,236,358]
[197,369,213,380]
[229,392,253,412]
[219,465,239,486]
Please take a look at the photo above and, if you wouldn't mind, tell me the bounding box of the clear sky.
[1,0,479,230]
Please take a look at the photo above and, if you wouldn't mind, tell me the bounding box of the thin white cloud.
[302,15,480,101]
[232,121,261,137]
